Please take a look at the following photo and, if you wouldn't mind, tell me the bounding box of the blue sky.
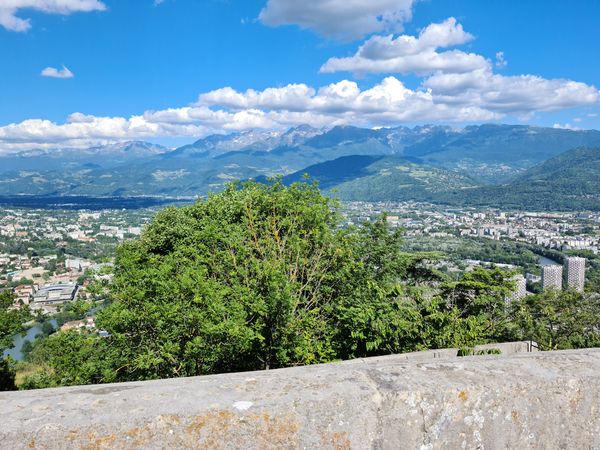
[1,0,599,151]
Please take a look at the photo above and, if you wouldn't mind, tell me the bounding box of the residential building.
[13,284,36,305]
[60,316,96,333]
[565,257,586,292]
[542,265,563,290]
[507,274,527,303]
[65,258,92,271]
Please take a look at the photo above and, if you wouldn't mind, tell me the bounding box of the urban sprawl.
[1,202,597,319]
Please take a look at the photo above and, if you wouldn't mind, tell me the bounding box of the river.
[538,255,561,267]
[2,320,57,361]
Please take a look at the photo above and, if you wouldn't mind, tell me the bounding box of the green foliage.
[40,321,55,337]
[98,181,359,379]
[22,332,114,389]
[53,299,95,328]
[93,181,523,382]
[1,290,32,391]
[509,289,600,350]
[0,290,30,350]
[403,235,541,274]
[20,339,33,359]
[0,357,16,391]
[333,267,518,358]
[437,268,517,345]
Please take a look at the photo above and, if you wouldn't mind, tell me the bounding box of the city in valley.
[0,207,153,341]
[1,202,597,333]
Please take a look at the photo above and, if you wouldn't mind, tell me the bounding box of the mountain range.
[1,124,600,210]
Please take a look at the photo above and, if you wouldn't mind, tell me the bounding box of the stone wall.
[1,347,599,449]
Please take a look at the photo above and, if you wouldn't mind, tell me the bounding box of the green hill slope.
[437,147,600,210]
[280,155,480,202]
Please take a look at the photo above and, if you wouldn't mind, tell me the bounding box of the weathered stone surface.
[472,340,538,354]
[1,348,600,449]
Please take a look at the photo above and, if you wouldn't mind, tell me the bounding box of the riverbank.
[2,320,57,362]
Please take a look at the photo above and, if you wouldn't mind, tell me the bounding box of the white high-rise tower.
[542,265,563,290]
[565,257,586,292]
[506,274,527,303]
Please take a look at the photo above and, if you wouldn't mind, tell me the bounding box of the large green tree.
[99,181,361,380]
[95,181,451,381]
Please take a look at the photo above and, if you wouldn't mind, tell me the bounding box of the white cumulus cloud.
[41,65,74,79]
[0,70,598,152]
[424,68,600,115]
[321,18,487,76]
[0,0,106,32]
[0,77,497,152]
[195,77,496,122]
[259,0,415,40]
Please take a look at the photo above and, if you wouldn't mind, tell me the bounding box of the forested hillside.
[279,155,479,202]
[435,146,600,210]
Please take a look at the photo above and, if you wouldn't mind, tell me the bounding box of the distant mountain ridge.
[166,125,324,159]
[402,124,600,182]
[11,141,170,159]
[0,124,600,210]
[0,141,171,173]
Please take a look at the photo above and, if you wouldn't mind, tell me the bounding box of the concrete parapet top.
[1,348,599,449]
